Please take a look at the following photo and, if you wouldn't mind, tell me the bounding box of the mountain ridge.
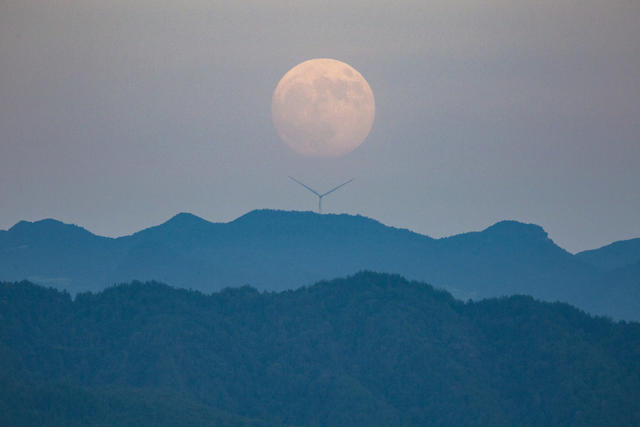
[8,211,633,255]
[1,209,639,320]
[576,238,640,271]
[4,210,553,244]
[0,209,596,253]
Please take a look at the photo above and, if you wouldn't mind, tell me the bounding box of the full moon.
[272,58,375,157]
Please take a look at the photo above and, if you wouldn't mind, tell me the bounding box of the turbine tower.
[289,176,354,214]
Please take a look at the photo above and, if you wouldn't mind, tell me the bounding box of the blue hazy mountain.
[2,272,639,426]
[1,210,638,319]
[576,238,640,271]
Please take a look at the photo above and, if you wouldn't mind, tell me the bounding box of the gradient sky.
[1,0,639,252]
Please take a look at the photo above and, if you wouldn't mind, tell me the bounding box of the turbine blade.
[288,176,320,196]
[320,178,354,197]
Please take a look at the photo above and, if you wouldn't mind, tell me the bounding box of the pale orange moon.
[272,58,375,157]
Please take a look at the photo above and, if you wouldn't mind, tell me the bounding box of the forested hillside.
[2,272,639,426]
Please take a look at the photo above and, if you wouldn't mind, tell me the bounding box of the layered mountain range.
[1,210,638,320]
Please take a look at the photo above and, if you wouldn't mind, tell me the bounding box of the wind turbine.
[289,176,354,214]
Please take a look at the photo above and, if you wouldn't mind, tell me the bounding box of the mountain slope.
[1,273,639,426]
[576,238,640,271]
[0,210,636,319]
[582,260,640,321]
[0,219,118,292]
[0,382,273,427]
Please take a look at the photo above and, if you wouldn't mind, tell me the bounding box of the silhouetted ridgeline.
[1,272,639,426]
[1,210,639,320]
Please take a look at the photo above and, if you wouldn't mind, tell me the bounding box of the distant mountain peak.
[576,237,640,271]
[10,218,63,230]
[8,218,93,237]
[132,212,214,237]
[232,209,413,236]
[233,209,312,221]
[483,220,549,240]
[164,212,210,226]
[235,209,389,225]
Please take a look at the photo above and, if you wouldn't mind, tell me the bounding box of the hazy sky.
[1,0,639,252]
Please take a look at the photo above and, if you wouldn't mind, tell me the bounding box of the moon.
[272,58,375,157]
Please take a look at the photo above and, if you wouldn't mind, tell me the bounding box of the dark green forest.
[1,272,639,426]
